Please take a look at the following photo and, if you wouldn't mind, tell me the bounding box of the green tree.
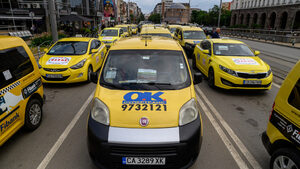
[148,13,161,24]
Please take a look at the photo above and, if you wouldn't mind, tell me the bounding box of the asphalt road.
[0,39,299,169]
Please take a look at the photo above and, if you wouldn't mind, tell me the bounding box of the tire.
[208,68,215,88]
[270,148,300,169]
[87,65,93,82]
[24,98,43,131]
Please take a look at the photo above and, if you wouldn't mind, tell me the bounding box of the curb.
[224,36,300,49]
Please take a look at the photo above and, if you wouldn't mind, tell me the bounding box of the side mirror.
[194,72,203,84]
[202,49,210,54]
[90,72,98,84]
[43,48,48,53]
[91,49,98,54]
[254,50,260,56]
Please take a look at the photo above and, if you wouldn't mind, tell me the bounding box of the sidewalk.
[224,35,300,49]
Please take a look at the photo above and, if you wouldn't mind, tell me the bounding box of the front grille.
[237,72,267,79]
[43,68,68,72]
[42,76,70,81]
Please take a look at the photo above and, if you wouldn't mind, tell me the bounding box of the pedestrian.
[212,28,221,38]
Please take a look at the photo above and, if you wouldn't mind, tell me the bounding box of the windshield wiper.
[145,82,172,85]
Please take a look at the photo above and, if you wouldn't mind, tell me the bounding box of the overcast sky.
[124,0,232,14]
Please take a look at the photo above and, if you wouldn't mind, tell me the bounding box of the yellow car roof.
[180,26,203,31]
[208,39,245,44]
[110,36,181,50]
[115,25,128,28]
[140,28,171,34]
[168,25,181,28]
[103,27,121,30]
[59,37,93,42]
[0,35,26,50]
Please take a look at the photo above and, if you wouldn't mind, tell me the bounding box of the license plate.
[122,157,166,165]
[46,74,63,78]
[243,80,262,85]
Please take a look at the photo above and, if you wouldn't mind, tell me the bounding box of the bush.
[31,33,67,47]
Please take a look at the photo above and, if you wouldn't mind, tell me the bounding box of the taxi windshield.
[100,50,191,90]
[183,31,206,39]
[101,29,118,36]
[121,27,128,32]
[142,33,172,38]
[170,28,176,33]
[48,41,89,55]
[213,43,255,56]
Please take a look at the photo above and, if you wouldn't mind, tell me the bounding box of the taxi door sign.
[270,110,300,147]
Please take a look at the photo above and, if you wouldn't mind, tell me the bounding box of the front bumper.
[39,67,88,83]
[87,115,202,169]
[215,70,273,90]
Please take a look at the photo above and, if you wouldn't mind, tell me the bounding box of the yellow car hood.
[216,56,269,72]
[40,54,87,68]
[99,36,118,42]
[96,87,192,128]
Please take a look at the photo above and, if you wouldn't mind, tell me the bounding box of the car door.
[199,40,212,76]
[178,30,184,46]
[90,40,101,70]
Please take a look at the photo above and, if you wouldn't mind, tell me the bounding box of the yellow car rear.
[98,28,122,48]
[262,61,300,169]
[87,36,203,169]
[193,39,273,90]
[140,27,173,39]
[0,36,44,146]
[39,37,107,83]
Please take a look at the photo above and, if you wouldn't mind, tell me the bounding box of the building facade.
[164,3,189,24]
[230,0,300,30]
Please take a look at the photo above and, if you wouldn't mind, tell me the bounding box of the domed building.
[164,3,189,24]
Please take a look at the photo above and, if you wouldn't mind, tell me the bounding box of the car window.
[183,31,206,40]
[142,33,172,39]
[288,79,300,110]
[0,46,34,89]
[48,41,89,55]
[213,43,255,56]
[100,50,191,90]
[101,29,118,36]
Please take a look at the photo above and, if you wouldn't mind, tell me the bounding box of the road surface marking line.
[196,86,262,169]
[196,94,249,169]
[36,90,95,169]
[273,83,281,88]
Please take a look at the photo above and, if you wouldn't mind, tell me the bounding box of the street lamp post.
[8,0,16,31]
[218,0,223,27]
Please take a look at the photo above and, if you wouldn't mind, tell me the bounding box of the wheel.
[208,68,215,88]
[25,98,42,131]
[270,148,300,169]
[87,65,93,82]
[192,55,197,70]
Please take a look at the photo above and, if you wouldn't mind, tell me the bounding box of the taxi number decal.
[122,104,167,111]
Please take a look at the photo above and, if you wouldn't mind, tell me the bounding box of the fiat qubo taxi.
[39,37,107,83]
[99,28,123,48]
[87,36,203,169]
[262,61,300,169]
[0,36,44,146]
[193,39,273,90]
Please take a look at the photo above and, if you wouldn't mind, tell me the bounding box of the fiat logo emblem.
[139,117,149,127]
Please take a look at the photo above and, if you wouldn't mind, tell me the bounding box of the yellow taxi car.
[0,36,44,146]
[140,27,173,39]
[193,39,273,90]
[168,24,181,37]
[130,24,138,34]
[262,61,300,169]
[98,27,123,48]
[141,24,155,31]
[174,26,206,56]
[87,36,203,169]
[115,24,132,37]
[39,37,107,83]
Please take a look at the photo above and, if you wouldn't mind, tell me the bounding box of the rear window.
[288,79,300,110]
[0,46,34,89]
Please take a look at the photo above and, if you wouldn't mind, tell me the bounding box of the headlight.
[219,65,237,77]
[91,98,110,125]
[266,68,272,77]
[179,98,198,126]
[70,59,87,69]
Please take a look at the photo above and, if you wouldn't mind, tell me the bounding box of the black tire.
[24,98,43,131]
[270,148,300,169]
[208,68,215,88]
[87,65,93,82]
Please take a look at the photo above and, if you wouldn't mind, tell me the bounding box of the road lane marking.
[36,90,95,169]
[196,94,249,169]
[196,86,263,169]
[273,83,281,88]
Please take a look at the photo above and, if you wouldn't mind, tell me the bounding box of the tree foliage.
[148,13,161,24]
[191,5,231,27]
